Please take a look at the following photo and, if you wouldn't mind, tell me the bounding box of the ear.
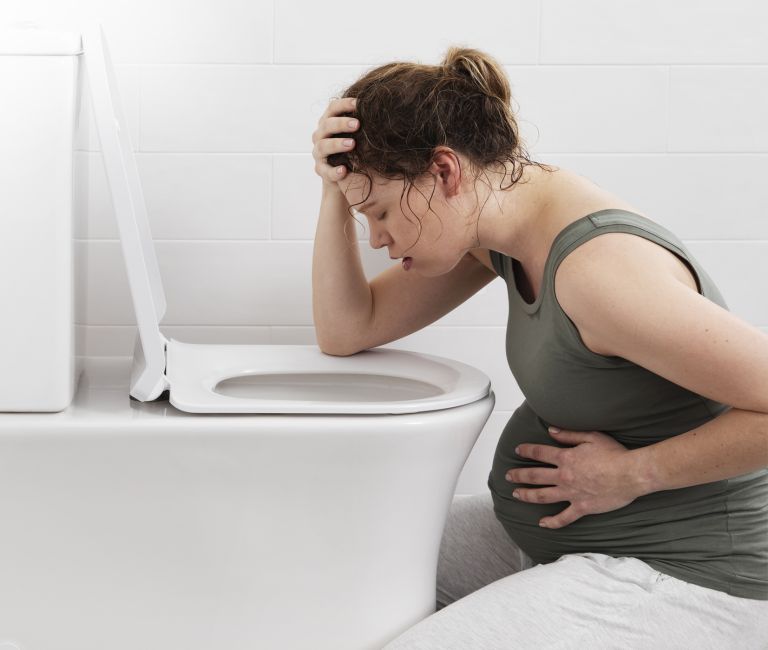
[428,148,463,196]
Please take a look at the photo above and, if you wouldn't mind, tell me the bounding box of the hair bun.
[441,46,511,105]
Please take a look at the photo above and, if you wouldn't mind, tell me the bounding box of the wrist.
[322,181,343,197]
[625,446,661,498]
[321,183,353,218]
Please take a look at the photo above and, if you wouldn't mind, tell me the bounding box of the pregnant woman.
[311,47,768,648]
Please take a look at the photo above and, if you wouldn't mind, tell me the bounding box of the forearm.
[312,184,372,354]
[629,407,768,497]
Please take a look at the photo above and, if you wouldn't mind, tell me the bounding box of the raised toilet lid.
[165,340,491,414]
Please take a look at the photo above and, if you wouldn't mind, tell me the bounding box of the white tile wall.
[7,1,768,496]
[541,0,768,64]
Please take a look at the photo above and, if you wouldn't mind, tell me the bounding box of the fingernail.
[548,427,560,433]
[348,119,358,127]
[512,491,520,499]
[505,473,512,481]
[539,521,548,528]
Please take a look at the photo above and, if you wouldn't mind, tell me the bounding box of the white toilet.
[0,23,497,650]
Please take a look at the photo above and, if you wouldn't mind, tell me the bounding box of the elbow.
[319,345,362,357]
[318,345,354,357]
[315,336,361,357]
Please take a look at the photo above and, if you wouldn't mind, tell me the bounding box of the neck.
[475,164,554,268]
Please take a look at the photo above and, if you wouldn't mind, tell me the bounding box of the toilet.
[0,23,497,650]
[83,23,493,417]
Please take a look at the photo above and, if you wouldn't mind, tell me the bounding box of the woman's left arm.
[557,238,768,497]
[628,406,768,496]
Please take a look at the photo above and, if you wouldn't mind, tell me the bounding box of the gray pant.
[382,493,768,649]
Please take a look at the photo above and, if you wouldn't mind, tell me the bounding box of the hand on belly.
[505,427,644,529]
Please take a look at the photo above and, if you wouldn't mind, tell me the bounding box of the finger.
[315,140,354,182]
[318,97,357,126]
[505,467,559,485]
[326,162,347,181]
[319,132,355,158]
[548,428,596,445]
[540,504,583,529]
[515,442,563,466]
[512,486,568,505]
[331,96,357,116]
[315,160,347,182]
[313,139,358,182]
[325,115,359,139]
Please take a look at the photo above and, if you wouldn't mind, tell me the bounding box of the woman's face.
[336,172,477,276]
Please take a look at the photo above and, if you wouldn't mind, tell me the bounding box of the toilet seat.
[165,340,490,414]
[84,24,491,414]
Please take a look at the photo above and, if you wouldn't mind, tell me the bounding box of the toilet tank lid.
[0,25,82,55]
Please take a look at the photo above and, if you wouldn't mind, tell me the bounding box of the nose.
[369,228,389,250]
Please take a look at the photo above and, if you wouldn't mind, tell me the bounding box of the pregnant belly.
[487,401,747,566]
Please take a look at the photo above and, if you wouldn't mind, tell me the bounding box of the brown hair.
[327,46,556,244]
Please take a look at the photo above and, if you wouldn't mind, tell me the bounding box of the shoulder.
[551,227,768,412]
[553,229,699,356]
[555,228,699,293]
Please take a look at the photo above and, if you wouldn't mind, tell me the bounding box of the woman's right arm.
[312,183,373,355]
[311,97,372,355]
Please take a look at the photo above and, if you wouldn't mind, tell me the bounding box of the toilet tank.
[0,25,82,412]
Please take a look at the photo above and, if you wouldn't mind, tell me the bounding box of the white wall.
[5,0,768,495]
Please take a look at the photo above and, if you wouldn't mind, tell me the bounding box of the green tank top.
[487,208,768,600]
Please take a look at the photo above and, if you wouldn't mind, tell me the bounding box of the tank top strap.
[543,209,727,307]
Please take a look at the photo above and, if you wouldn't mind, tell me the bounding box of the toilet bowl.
[0,359,495,650]
[0,24,501,650]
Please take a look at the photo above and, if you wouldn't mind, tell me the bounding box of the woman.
[311,47,768,648]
